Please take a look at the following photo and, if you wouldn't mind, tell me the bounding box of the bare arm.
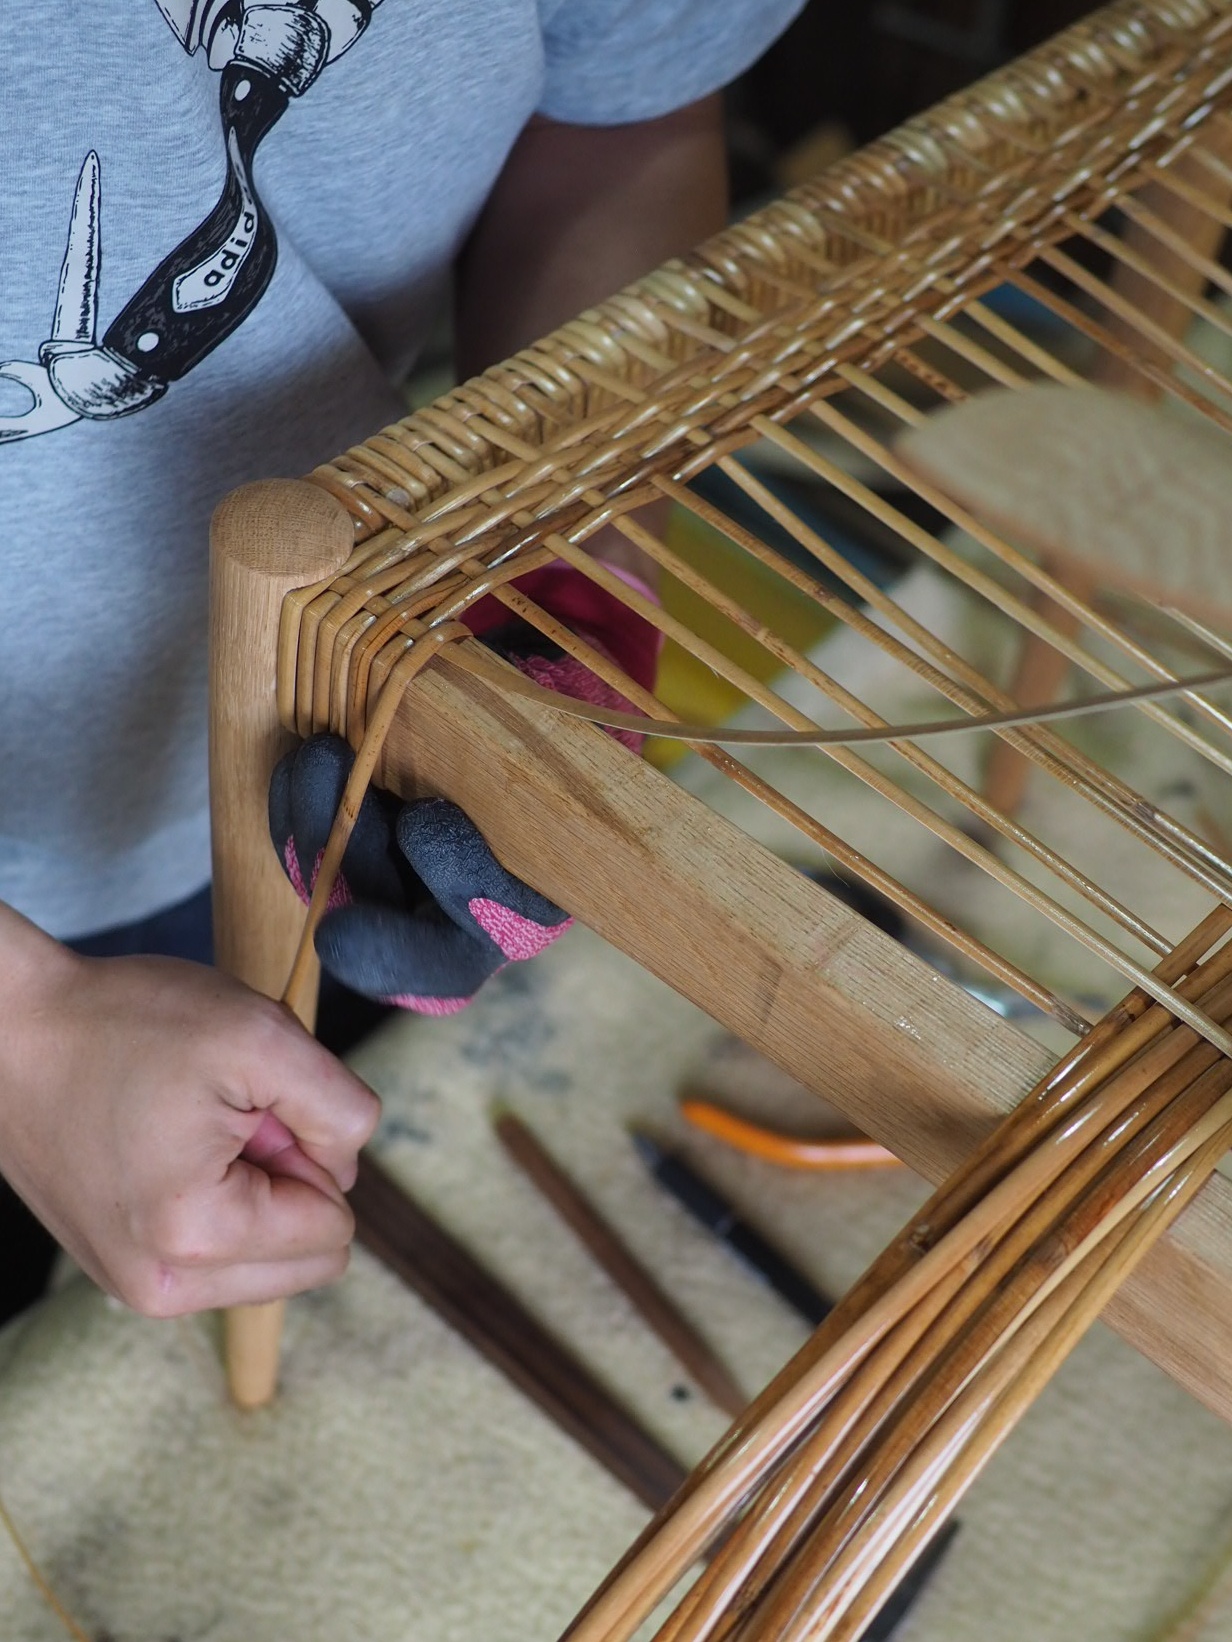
[455,96,727,584]
[455,94,727,379]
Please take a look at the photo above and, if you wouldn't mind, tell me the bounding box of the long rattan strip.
[279,0,1232,1059]
[552,906,1232,1642]
[213,5,1232,1642]
[271,6,1232,1635]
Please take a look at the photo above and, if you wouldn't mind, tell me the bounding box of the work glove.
[270,563,660,1012]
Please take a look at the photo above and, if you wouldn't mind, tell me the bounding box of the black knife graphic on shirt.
[102,59,288,385]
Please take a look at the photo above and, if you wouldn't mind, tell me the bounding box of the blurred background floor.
[5,921,1232,1640]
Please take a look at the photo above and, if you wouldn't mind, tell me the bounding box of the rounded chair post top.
[210,478,355,583]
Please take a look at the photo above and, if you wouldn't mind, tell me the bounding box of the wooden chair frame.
[202,5,1232,1632]
[212,0,1232,1432]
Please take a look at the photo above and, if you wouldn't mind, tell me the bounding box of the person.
[0,0,802,1321]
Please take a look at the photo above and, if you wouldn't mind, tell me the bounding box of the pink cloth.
[461,562,662,692]
[462,561,664,752]
[509,653,647,753]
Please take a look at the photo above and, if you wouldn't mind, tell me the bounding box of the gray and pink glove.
[269,565,660,1012]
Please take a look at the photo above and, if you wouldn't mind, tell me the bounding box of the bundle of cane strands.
[202,1,1232,1638]
[555,906,1232,1642]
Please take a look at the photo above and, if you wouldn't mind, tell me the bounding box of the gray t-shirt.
[0,0,800,939]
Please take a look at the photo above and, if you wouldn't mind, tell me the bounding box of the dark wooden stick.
[493,1108,749,1420]
[350,1151,688,1512]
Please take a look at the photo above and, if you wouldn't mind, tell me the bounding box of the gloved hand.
[270,563,661,1012]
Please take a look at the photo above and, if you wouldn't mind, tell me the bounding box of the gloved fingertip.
[468,898,571,959]
[396,801,568,929]
[314,901,504,1006]
[293,733,354,813]
[268,750,294,847]
[379,990,478,1016]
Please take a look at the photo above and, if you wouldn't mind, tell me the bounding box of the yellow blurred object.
[775,121,855,190]
[646,501,837,770]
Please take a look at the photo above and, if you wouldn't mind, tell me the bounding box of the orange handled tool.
[678,1099,903,1170]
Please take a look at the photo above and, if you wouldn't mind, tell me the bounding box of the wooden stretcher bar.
[209,478,1232,1425]
[388,625,1232,1429]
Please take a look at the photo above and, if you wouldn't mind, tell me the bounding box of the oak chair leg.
[1091,128,1232,397]
[980,563,1091,822]
[208,479,354,1409]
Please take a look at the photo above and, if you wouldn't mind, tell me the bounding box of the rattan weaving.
[206,3,1232,1636]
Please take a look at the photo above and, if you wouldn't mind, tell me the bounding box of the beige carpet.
[2,921,1232,1640]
